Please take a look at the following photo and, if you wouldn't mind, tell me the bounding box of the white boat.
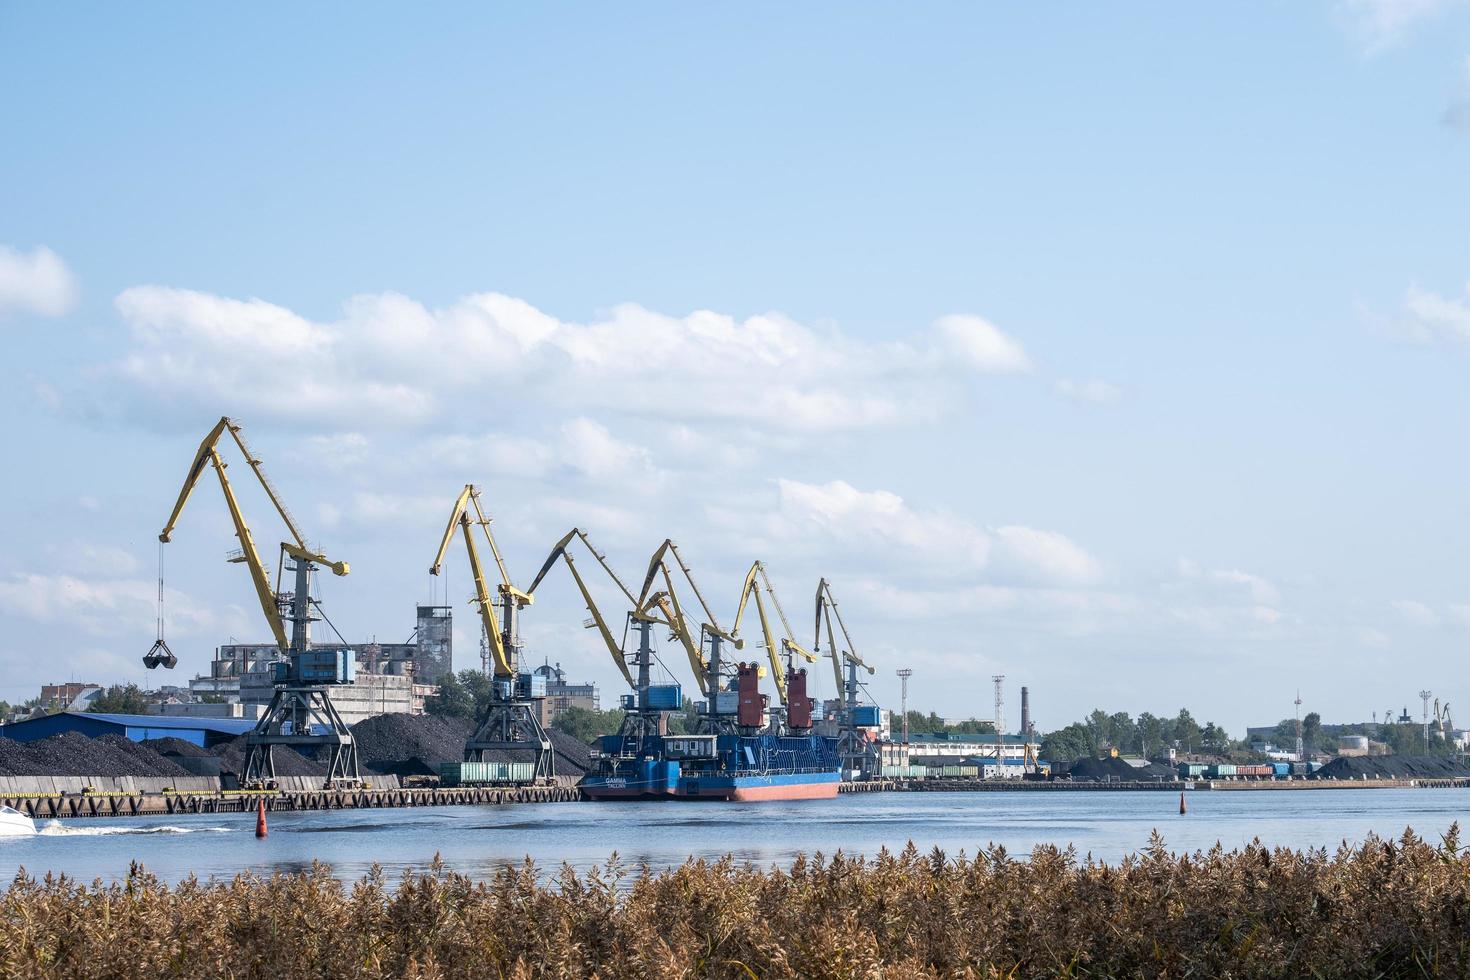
[0,805,36,836]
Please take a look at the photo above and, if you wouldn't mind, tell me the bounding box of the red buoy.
[255,797,268,838]
[1179,791,1187,815]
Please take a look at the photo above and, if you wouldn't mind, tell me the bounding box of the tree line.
[1041,708,1233,765]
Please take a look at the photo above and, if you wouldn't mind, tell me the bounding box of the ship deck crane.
[814,578,877,775]
[429,485,551,778]
[637,539,742,731]
[156,416,358,786]
[731,561,819,730]
[527,529,672,742]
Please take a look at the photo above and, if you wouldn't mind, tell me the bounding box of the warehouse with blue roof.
[0,712,255,748]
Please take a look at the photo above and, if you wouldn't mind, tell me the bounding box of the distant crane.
[1420,690,1433,751]
[429,484,551,779]
[730,561,820,732]
[155,416,358,786]
[814,579,878,774]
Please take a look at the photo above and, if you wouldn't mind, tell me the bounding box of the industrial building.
[882,732,1033,769]
[1,711,255,748]
[531,662,598,720]
[182,605,451,725]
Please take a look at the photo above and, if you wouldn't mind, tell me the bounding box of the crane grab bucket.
[142,638,177,670]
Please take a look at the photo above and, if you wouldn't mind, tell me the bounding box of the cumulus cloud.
[992,526,1101,585]
[0,245,77,317]
[1400,282,1470,342]
[933,314,1031,373]
[1171,558,1284,628]
[1055,378,1121,405]
[107,286,1031,433]
[775,479,993,572]
[771,479,1099,587]
[1392,598,1441,626]
[0,573,219,637]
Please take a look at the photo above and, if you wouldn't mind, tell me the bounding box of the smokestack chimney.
[1020,686,1031,738]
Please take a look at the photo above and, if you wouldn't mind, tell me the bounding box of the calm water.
[2,789,1467,885]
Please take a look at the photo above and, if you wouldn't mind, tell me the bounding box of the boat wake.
[37,822,234,837]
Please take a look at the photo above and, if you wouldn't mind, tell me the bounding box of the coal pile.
[344,713,596,778]
[140,737,213,759]
[548,729,593,776]
[1066,756,1175,782]
[142,737,223,776]
[0,732,191,777]
[211,734,327,777]
[351,713,473,776]
[1312,755,1470,780]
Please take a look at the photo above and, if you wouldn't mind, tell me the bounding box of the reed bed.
[3,827,1470,978]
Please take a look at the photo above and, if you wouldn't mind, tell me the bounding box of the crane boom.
[815,577,872,693]
[429,485,528,679]
[527,528,638,689]
[161,417,309,550]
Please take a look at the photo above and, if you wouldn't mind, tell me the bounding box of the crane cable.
[156,540,165,644]
[143,541,177,668]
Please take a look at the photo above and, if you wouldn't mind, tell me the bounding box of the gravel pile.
[1312,755,1470,780]
[1066,756,1176,782]
[0,732,191,777]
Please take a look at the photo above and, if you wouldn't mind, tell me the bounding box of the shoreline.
[6,774,1466,820]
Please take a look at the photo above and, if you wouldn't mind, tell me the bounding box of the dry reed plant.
[2,826,1469,978]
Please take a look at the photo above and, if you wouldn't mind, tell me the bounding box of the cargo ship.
[580,663,842,801]
[581,731,841,801]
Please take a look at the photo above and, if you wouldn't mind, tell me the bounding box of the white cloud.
[776,479,992,572]
[1337,0,1459,52]
[992,526,1101,585]
[558,418,661,485]
[1055,378,1121,405]
[1169,559,1284,628]
[106,287,1032,434]
[0,245,77,317]
[1400,283,1470,342]
[0,573,218,637]
[933,314,1031,374]
[1210,569,1281,606]
[770,479,1100,588]
[1392,598,1442,626]
[288,433,372,472]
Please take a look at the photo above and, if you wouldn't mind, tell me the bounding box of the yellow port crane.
[730,561,818,706]
[428,484,530,680]
[526,528,640,689]
[154,416,357,786]
[154,416,348,661]
[428,484,552,777]
[636,539,734,699]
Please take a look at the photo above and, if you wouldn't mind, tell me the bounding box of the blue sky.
[2,2,1469,734]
